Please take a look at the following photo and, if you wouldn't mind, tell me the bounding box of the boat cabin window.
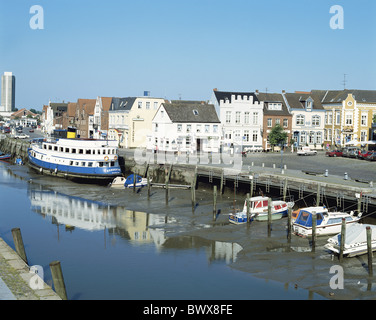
[79,149,84,154]
[86,149,91,154]
[88,162,93,167]
[71,148,76,154]
[65,148,69,153]
[48,145,52,150]
[60,147,64,152]
[54,146,58,151]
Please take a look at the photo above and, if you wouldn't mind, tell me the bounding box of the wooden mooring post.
[49,260,68,300]
[311,213,317,253]
[213,185,217,221]
[367,226,373,277]
[246,193,250,226]
[267,198,272,237]
[287,206,292,242]
[11,228,28,264]
[147,170,151,200]
[339,218,346,262]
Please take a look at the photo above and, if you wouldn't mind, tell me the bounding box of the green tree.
[269,124,288,148]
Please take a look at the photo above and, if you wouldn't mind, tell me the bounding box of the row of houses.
[41,88,376,154]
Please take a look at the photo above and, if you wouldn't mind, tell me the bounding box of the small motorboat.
[293,206,362,237]
[0,153,11,161]
[325,224,376,257]
[229,196,294,225]
[123,174,149,188]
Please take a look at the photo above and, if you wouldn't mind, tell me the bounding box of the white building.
[211,90,264,152]
[1,72,15,113]
[148,102,221,153]
[283,92,325,149]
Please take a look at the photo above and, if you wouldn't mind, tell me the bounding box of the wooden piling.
[213,185,217,221]
[191,180,196,211]
[133,170,136,192]
[311,213,317,253]
[287,206,292,242]
[250,176,254,198]
[339,218,346,262]
[147,170,151,199]
[267,198,272,236]
[49,260,68,300]
[316,184,320,206]
[367,226,373,276]
[283,179,287,202]
[246,193,250,225]
[358,193,362,215]
[11,228,28,264]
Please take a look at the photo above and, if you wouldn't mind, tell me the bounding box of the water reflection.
[27,186,243,264]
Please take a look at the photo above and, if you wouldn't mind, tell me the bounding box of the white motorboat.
[229,196,294,225]
[293,206,362,237]
[325,224,376,257]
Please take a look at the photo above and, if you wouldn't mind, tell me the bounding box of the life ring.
[114,156,118,160]
[104,156,109,161]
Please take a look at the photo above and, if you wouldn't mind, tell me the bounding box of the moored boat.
[293,206,362,237]
[229,196,294,225]
[28,130,121,182]
[123,174,148,188]
[325,224,376,257]
[0,153,11,161]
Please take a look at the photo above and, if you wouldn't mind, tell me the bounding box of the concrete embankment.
[0,136,30,163]
[0,237,61,300]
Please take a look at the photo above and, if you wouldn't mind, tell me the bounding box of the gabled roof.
[67,102,77,117]
[162,102,220,123]
[283,92,324,110]
[255,92,291,116]
[11,108,37,118]
[312,89,376,104]
[213,90,258,104]
[100,97,113,111]
[77,99,96,115]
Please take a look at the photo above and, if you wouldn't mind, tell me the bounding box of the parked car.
[342,146,359,158]
[357,150,373,160]
[14,133,30,139]
[326,149,343,157]
[365,152,376,161]
[297,146,317,156]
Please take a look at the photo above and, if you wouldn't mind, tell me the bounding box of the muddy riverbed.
[4,163,376,300]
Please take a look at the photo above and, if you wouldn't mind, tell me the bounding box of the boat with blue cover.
[28,128,121,182]
[293,206,362,237]
[0,152,11,161]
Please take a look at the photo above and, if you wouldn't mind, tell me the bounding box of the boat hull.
[293,219,360,237]
[28,149,121,183]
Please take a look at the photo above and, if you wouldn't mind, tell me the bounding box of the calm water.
[0,162,317,300]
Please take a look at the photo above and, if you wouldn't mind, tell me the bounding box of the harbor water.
[0,161,325,300]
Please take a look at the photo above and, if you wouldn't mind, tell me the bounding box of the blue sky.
[0,0,375,110]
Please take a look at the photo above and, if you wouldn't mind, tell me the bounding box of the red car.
[325,149,343,157]
[358,150,374,160]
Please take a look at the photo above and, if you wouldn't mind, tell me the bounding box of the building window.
[252,130,258,142]
[244,130,249,142]
[283,119,288,128]
[196,124,201,133]
[205,125,210,133]
[312,115,320,126]
[244,112,250,124]
[316,132,322,144]
[296,115,305,125]
[300,131,306,144]
[309,131,315,144]
[335,111,341,125]
[267,118,272,127]
[275,118,280,126]
[186,124,191,133]
[138,101,142,109]
[326,112,332,125]
[146,102,150,109]
[154,102,158,109]
[361,130,367,142]
[253,112,258,125]
[345,112,353,125]
[361,113,368,126]
[235,112,241,124]
[154,123,158,132]
[177,124,182,132]
[226,111,231,124]
[213,125,218,133]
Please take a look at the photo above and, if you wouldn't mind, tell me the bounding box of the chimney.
[213,88,218,92]
[255,90,259,94]
[282,90,286,94]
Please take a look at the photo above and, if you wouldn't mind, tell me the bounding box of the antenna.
[342,74,347,90]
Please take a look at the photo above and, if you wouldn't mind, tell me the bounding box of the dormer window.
[268,103,282,111]
[305,97,313,111]
[193,109,199,116]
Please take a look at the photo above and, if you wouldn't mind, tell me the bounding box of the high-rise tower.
[1,72,16,112]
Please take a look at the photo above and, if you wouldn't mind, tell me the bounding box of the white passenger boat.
[325,224,376,257]
[293,206,362,237]
[229,196,294,224]
[28,129,121,182]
